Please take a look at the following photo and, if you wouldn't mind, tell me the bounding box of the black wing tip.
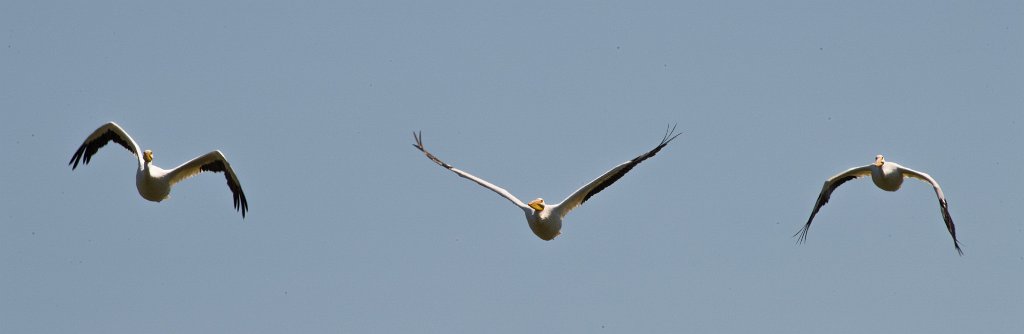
[68,139,97,170]
[409,130,425,151]
[69,146,97,169]
[950,222,962,256]
[239,198,249,218]
[209,163,247,219]
[69,151,82,169]
[411,130,453,169]
[232,189,248,218]
[230,180,248,219]
[793,223,811,245]
[941,204,961,256]
[70,126,138,170]
[640,124,683,159]
[949,228,962,256]
[661,123,682,145]
[412,131,424,151]
[649,124,682,152]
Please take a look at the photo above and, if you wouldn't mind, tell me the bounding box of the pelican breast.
[527,211,562,241]
[870,163,904,191]
[136,165,171,201]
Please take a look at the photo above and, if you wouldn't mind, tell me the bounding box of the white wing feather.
[412,132,529,210]
[165,150,249,217]
[69,122,143,169]
[899,166,962,255]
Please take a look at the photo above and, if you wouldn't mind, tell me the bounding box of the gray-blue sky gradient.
[2,1,1022,333]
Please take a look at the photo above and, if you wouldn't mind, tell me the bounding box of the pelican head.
[143,150,153,163]
[874,154,885,166]
[528,198,545,211]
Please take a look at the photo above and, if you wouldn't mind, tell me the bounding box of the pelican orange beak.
[874,154,884,166]
[528,198,545,211]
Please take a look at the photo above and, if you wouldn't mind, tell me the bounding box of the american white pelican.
[69,122,249,218]
[413,125,681,240]
[796,155,961,255]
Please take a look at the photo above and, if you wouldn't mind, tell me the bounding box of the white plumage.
[70,122,249,218]
[796,155,960,254]
[413,125,680,240]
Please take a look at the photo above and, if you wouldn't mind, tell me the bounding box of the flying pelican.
[795,155,960,255]
[413,125,680,240]
[69,122,249,218]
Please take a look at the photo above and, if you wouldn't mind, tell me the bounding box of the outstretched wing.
[899,166,962,255]
[412,131,529,210]
[69,122,143,169]
[794,165,873,244]
[165,150,248,218]
[551,124,681,219]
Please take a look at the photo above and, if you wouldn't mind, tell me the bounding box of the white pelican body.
[70,122,249,217]
[138,164,172,201]
[413,125,680,240]
[870,159,904,191]
[796,155,961,254]
[526,204,559,241]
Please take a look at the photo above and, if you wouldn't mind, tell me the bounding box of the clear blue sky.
[2,1,1022,333]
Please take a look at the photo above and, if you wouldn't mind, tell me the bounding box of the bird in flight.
[69,122,248,218]
[413,125,681,240]
[796,155,960,255]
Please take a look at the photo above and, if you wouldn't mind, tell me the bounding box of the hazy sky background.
[2,1,1022,333]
